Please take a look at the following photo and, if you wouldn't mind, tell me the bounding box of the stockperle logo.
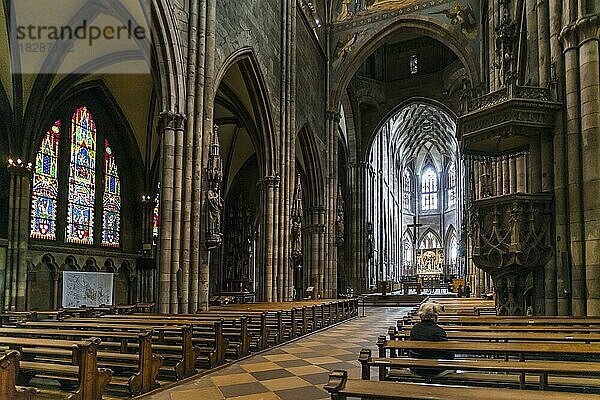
[10,0,152,75]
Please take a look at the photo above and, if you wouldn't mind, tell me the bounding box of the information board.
[62,271,114,308]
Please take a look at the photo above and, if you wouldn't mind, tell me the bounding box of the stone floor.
[141,306,411,400]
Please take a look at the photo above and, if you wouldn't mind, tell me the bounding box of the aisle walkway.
[143,306,410,400]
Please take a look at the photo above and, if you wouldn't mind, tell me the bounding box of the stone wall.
[295,17,327,146]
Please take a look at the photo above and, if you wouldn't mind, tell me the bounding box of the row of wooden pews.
[0,299,358,399]
[325,297,600,399]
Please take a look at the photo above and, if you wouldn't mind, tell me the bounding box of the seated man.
[409,302,454,377]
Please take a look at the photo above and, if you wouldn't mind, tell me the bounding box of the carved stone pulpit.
[469,193,553,315]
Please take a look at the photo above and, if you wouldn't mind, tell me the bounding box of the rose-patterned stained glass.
[102,139,121,247]
[30,121,61,240]
[66,106,96,244]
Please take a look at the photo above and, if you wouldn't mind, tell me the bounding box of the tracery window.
[419,231,440,249]
[410,54,418,74]
[30,121,61,240]
[447,162,456,206]
[402,169,411,210]
[66,107,97,244]
[421,166,438,211]
[30,106,122,247]
[102,139,121,247]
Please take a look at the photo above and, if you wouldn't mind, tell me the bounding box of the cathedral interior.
[0,0,598,398]
[0,0,598,317]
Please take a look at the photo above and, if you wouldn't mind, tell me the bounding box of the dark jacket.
[409,320,454,377]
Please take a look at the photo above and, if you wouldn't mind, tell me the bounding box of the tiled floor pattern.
[142,306,411,400]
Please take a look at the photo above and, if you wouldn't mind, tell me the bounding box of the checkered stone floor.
[142,306,411,400]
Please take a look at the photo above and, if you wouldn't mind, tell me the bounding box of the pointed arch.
[419,228,442,249]
[332,15,480,108]
[214,48,276,176]
[297,123,325,207]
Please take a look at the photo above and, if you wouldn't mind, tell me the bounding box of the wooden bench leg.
[128,331,162,395]
[175,326,199,379]
[0,351,37,400]
[71,340,113,400]
[540,373,548,390]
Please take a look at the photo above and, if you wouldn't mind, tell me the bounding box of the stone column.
[157,112,186,313]
[530,135,542,193]
[577,16,600,315]
[502,156,510,194]
[550,0,570,317]
[509,156,517,193]
[516,154,527,193]
[560,24,586,315]
[5,159,32,311]
[263,176,279,301]
[348,162,368,293]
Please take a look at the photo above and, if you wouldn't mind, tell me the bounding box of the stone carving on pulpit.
[206,125,224,250]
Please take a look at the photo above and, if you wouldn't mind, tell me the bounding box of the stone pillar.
[263,176,279,301]
[502,156,510,194]
[551,0,569,315]
[157,112,186,313]
[348,162,368,293]
[577,16,600,315]
[560,25,586,315]
[530,135,542,193]
[5,159,32,311]
[516,154,527,193]
[509,156,517,193]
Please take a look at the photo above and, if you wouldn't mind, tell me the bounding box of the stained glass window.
[102,139,121,247]
[30,121,61,240]
[410,54,418,74]
[419,231,440,249]
[421,166,438,211]
[153,184,160,245]
[66,106,96,245]
[448,163,456,206]
[402,169,411,210]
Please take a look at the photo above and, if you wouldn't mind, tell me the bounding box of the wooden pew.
[397,322,600,333]
[0,337,111,400]
[323,370,600,400]
[83,316,230,364]
[434,316,600,326]
[19,321,199,380]
[359,348,600,391]
[107,314,250,358]
[377,336,600,361]
[0,328,161,395]
[388,326,600,343]
[0,351,37,400]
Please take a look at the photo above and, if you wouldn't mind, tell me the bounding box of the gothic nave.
[0,0,599,397]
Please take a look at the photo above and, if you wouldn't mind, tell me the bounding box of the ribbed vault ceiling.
[387,103,457,169]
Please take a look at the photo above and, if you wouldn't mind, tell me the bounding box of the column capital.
[158,111,187,132]
[262,175,281,188]
[576,14,600,46]
[559,23,580,51]
[325,110,341,123]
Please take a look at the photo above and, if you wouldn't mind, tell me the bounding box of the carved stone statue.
[207,186,223,234]
[336,186,345,247]
[291,174,303,263]
[206,125,224,249]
